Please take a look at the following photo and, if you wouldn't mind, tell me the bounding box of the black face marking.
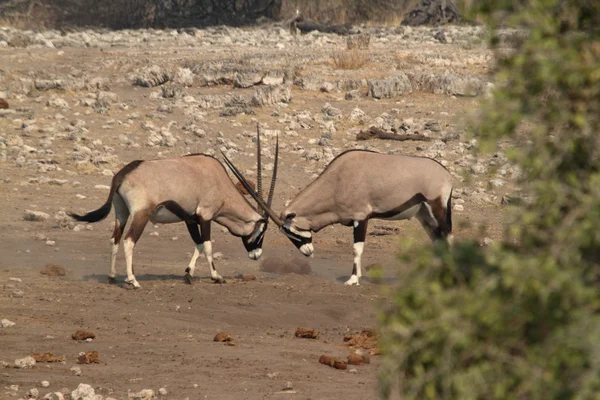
[280,226,312,250]
[242,220,267,252]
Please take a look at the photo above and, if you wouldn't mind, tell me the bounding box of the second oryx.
[223,149,453,286]
[69,127,279,289]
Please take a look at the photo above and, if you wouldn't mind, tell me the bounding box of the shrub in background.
[378,1,600,399]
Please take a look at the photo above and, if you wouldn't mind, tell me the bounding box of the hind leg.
[109,194,130,283]
[123,208,151,289]
[345,220,368,286]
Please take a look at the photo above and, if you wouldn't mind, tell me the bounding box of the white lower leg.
[204,241,222,281]
[344,242,364,286]
[110,238,119,279]
[188,245,202,275]
[123,238,140,288]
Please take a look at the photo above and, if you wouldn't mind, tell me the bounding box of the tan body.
[70,154,267,288]
[279,150,454,286]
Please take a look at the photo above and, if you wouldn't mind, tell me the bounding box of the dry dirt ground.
[0,24,511,399]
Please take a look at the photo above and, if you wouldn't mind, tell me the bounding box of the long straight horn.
[256,123,263,200]
[266,134,279,209]
[221,152,283,227]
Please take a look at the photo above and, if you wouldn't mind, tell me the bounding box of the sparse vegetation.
[331,47,370,70]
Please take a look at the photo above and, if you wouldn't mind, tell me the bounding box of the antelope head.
[222,125,280,260]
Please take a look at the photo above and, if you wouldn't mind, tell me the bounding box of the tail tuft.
[68,202,112,223]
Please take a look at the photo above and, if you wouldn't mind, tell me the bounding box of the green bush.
[378,1,600,399]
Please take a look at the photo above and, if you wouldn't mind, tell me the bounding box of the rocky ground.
[1,22,519,399]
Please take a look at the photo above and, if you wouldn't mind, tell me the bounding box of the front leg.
[344,220,368,286]
[184,221,204,284]
[200,220,225,284]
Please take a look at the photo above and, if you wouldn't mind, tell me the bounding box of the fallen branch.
[356,126,432,142]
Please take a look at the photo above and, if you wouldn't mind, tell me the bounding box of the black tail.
[68,160,144,223]
[446,189,453,233]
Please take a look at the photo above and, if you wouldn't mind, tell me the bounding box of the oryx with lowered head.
[222,149,453,286]
[69,126,279,289]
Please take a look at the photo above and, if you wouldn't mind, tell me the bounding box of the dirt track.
[0,23,509,399]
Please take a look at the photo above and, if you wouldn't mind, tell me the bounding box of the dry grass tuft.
[331,47,370,70]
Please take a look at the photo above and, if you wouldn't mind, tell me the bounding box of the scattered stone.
[41,263,66,277]
[41,381,50,388]
[240,274,256,282]
[24,210,51,222]
[134,65,170,87]
[71,383,95,400]
[357,126,431,142]
[72,330,96,341]
[158,388,168,395]
[0,99,8,109]
[453,204,464,211]
[368,74,412,99]
[213,332,233,342]
[295,328,319,339]
[14,356,36,369]
[129,389,155,400]
[28,388,40,398]
[1,319,15,328]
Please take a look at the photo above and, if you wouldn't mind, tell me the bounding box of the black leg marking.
[185,221,203,244]
[351,263,357,276]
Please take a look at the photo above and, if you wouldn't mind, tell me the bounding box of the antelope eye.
[285,213,296,220]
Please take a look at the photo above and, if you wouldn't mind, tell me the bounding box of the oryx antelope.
[223,149,453,286]
[69,127,279,289]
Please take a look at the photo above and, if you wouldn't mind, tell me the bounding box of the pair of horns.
[221,124,283,227]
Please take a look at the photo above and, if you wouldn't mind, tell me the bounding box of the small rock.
[24,210,51,222]
[128,388,155,399]
[15,356,36,369]
[470,163,487,174]
[295,327,319,339]
[158,388,167,395]
[489,178,505,188]
[28,388,40,398]
[9,277,22,282]
[69,366,82,376]
[1,319,16,328]
[41,381,50,388]
[453,204,464,211]
[71,383,94,399]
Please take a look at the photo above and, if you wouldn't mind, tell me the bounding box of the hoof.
[184,273,193,285]
[108,276,117,284]
[211,277,226,284]
[125,279,141,289]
